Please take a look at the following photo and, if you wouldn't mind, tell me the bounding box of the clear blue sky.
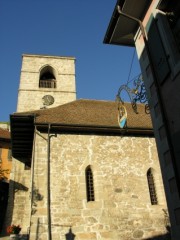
[0,0,141,122]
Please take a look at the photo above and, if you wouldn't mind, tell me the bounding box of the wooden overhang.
[10,114,35,165]
[104,0,152,46]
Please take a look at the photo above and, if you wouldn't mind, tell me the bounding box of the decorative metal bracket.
[116,74,149,114]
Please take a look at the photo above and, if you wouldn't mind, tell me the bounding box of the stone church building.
[7,54,169,239]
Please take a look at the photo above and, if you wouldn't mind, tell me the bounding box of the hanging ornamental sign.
[116,74,149,128]
[118,102,127,128]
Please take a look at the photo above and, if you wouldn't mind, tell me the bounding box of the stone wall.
[0,123,10,130]
[4,159,31,235]
[10,132,168,240]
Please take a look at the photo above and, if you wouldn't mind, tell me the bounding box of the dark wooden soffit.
[104,0,152,46]
[10,114,35,164]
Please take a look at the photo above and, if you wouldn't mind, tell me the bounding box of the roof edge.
[35,123,153,135]
[22,54,76,60]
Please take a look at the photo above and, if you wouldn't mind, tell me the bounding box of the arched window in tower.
[85,166,95,202]
[39,66,56,88]
[147,168,158,205]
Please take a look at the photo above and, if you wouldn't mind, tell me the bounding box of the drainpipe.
[29,126,37,237]
[35,125,52,240]
[116,5,180,195]
[117,6,147,40]
[47,124,52,240]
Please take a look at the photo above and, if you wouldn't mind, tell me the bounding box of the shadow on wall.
[0,181,9,233]
[32,183,44,215]
[145,209,171,240]
[35,220,76,240]
[14,181,29,192]
[145,230,171,240]
[0,180,28,237]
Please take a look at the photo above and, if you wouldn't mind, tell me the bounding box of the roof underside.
[10,115,34,165]
[104,0,152,46]
[10,99,153,164]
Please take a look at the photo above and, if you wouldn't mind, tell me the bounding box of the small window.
[147,168,158,205]
[39,66,56,88]
[85,166,95,202]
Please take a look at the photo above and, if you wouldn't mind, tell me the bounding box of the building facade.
[0,126,12,233]
[104,0,180,239]
[8,54,169,239]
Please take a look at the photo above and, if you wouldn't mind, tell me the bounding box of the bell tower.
[17,54,76,112]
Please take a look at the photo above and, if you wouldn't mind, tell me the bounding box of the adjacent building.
[104,0,180,239]
[0,126,12,233]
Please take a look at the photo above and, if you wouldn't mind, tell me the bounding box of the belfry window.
[147,168,158,205]
[39,66,56,88]
[85,166,95,202]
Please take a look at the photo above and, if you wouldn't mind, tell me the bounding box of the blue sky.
[0,0,141,122]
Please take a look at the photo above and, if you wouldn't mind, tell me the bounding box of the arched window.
[147,168,158,205]
[85,166,95,202]
[39,66,56,88]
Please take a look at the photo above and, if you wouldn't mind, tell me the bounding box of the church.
[7,54,169,239]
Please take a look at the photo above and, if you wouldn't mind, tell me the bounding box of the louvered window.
[147,169,158,205]
[85,166,95,202]
[39,66,56,88]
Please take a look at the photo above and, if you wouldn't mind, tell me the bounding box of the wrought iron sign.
[116,74,149,116]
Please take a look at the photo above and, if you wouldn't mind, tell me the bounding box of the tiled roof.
[14,99,152,130]
[11,99,152,160]
[0,128,10,139]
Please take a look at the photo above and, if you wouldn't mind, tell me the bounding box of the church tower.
[17,54,76,112]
